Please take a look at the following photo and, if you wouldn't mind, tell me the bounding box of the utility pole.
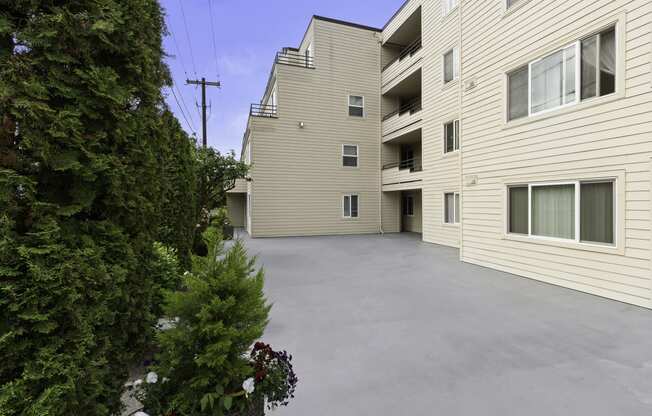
[186,77,221,148]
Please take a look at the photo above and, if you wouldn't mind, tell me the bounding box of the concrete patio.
[243,233,652,416]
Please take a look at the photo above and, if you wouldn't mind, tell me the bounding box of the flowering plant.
[248,342,298,410]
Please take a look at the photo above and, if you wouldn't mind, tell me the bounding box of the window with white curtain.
[442,0,458,16]
[342,145,358,167]
[444,120,460,153]
[443,47,459,84]
[444,192,460,224]
[507,26,616,121]
[343,194,359,218]
[507,180,615,244]
[581,28,616,99]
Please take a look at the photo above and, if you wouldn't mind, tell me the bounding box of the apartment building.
[227,0,652,308]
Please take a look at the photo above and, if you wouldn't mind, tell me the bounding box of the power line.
[207,0,220,78]
[169,86,196,136]
[178,0,199,78]
[168,26,190,78]
[173,83,197,132]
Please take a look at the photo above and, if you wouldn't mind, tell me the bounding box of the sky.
[160,0,403,155]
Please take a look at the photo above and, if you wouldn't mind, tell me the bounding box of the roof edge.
[313,15,382,33]
[382,0,411,30]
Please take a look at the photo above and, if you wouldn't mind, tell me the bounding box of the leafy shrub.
[140,227,271,416]
[149,242,182,318]
[0,1,199,413]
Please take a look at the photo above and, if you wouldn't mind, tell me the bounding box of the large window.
[343,194,359,218]
[444,120,460,153]
[442,0,458,16]
[507,26,616,121]
[443,47,459,84]
[348,95,364,117]
[444,192,460,224]
[342,145,358,167]
[507,181,614,244]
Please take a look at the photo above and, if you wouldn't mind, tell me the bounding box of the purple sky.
[160,0,402,154]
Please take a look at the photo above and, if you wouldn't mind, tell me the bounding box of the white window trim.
[442,192,460,225]
[342,144,359,168]
[442,47,460,85]
[342,194,360,219]
[443,119,460,154]
[348,95,365,117]
[505,178,620,251]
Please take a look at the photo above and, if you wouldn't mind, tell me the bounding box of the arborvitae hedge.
[0,1,198,414]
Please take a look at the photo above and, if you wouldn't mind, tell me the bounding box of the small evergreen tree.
[141,227,270,416]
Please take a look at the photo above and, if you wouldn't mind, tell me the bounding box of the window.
[508,66,528,120]
[443,47,459,84]
[530,44,577,114]
[508,186,528,234]
[403,195,414,216]
[342,145,358,167]
[442,0,458,16]
[444,120,460,153]
[581,28,616,99]
[348,96,364,117]
[444,192,460,224]
[507,181,615,244]
[343,195,359,218]
[507,26,616,121]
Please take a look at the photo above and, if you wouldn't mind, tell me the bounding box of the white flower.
[183,271,190,276]
[162,377,170,383]
[133,379,143,388]
[146,371,158,384]
[242,377,255,395]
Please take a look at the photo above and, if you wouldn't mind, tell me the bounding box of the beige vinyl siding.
[248,19,381,237]
[226,194,246,227]
[460,0,652,307]
[382,191,401,232]
[402,191,423,233]
[417,0,462,248]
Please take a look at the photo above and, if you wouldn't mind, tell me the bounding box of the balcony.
[382,157,423,191]
[382,37,423,89]
[382,98,423,141]
[250,103,277,118]
[276,50,314,69]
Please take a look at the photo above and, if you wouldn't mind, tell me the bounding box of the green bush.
[140,227,271,416]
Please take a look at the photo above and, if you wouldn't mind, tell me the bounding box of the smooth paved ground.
[241,233,652,416]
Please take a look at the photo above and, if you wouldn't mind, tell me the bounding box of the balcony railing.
[276,51,315,68]
[382,98,422,121]
[250,103,277,118]
[383,157,422,172]
[382,37,423,71]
